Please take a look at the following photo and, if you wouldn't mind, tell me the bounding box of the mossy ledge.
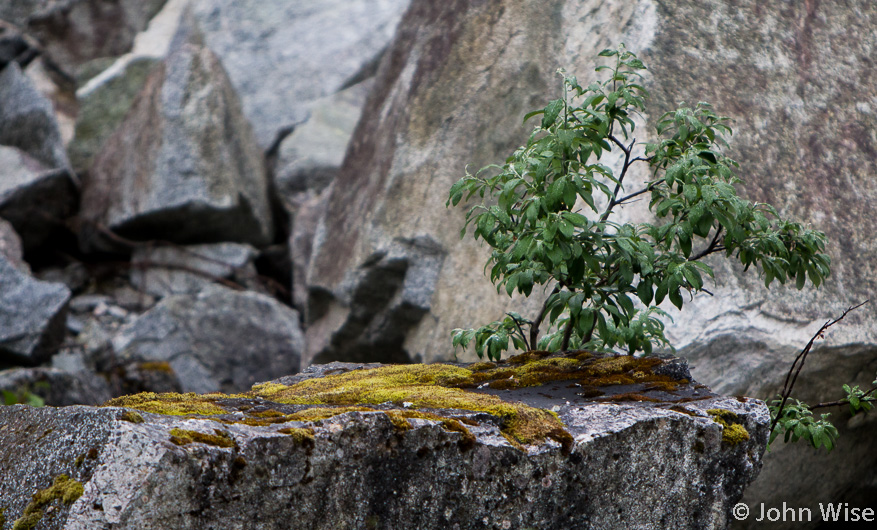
[11,475,84,530]
[104,352,688,451]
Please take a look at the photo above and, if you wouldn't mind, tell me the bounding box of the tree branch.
[769,300,869,438]
[689,225,724,261]
[529,284,561,349]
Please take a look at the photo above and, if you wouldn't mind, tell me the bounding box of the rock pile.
[1,0,875,524]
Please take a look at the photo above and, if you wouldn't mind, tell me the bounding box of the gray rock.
[0,145,77,251]
[130,242,259,298]
[289,188,330,312]
[0,355,768,529]
[67,56,159,171]
[80,24,273,250]
[0,366,111,406]
[0,20,41,71]
[0,255,70,365]
[13,0,167,78]
[0,61,69,168]
[305,235,447,366]
[0,1,50,27]
[111,285,303,393]
[0,217,28,273]
[275,80,373,209]
[189,0,410,147]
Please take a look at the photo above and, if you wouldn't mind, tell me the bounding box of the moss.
[98,353,687,452]
[139,361,174,374]
[1,507,5,528]
[277,427,316,445]
[169,428,236,448]
[250,364,569,449]
[104,392,229,416]
[707,409,750,446]
[384,410,477,450]
[120,411,144,423]
[468,362,496,371]
[12,475,84,530]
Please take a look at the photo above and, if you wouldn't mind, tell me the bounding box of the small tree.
[448,45,830,361]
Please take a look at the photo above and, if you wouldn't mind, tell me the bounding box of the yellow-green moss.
[277,427,315,445]
[1,507,5,528]
[98,353,686,452]
[707,409,750,445]
[468,362,496,371]
[250,364,569,449]
[139,361,174,373]
[104,392,229,416]
[12,475,84,530]
[120,410,144,423]
[169,428,236,448]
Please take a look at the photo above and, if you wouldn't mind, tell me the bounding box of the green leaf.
[669,289,683,310]
[542,99,564,129]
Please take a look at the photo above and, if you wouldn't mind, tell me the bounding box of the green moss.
[277,427,316,445]
[12,475,84,530]
[169,428,236,448]
[707,409,750,445]
[250,364,569,449]
[1,507,5,528]
[98,353,687,452]
[120,411,144,423]
[139,361,174,374]
[104,392,230,416]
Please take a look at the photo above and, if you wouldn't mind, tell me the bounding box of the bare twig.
[769,300,869,438]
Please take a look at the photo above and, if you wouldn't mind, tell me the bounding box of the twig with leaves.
[768,300,874,451]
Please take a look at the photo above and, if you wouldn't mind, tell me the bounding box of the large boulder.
[0,255,70,366]
[79,22,273,250]
[188,0,410,147]
[0,352,768,529]
[111,285,304,393]
[0,60,77,250]
[303,0,646,366]
[0,145,77,251]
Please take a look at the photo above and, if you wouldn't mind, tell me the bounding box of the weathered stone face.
[80,26,273,249]
[0,354,769,529]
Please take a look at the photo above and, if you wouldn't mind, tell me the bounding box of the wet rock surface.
[0,352,768,529]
